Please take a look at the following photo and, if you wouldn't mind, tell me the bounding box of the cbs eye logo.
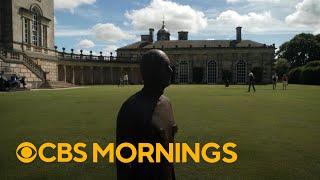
[16,142,37,163]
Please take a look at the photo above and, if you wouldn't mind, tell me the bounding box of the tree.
[274,58,290,77]
[277,33,320,68]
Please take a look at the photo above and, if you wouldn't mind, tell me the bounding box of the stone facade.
[117,24,275,84]
[0,0,142,88]
[12,0,55,55]
[1,0,55,55]
[36,59,58,81]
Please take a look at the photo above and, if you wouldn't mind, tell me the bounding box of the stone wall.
[117,46,275,84]
[35,59,58,81]
[0,59,42,88]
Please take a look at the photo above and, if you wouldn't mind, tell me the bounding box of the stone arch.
[236,59,247,84]
[179,60,189,84]
[30,4,43,16]
[30,4,43,46]
[207,60,217,84]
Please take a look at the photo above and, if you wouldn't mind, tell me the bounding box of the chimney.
[149,28,154,42]
[236,27,242,41]
[178,31,188,40]
[141,35,150,42]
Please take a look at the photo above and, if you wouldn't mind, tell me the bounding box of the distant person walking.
[248,71,256,92]
[123,73,129,85]
[118,76,123,87]
[282,74,288,90]
[272,73,278,90]
[225,78,230,87]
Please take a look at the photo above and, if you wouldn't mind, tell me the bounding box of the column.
[63,65,67,82]
[21,16,24,51]
[72,66,75,84]
[91,67,94,85]
[81,67,84,85]
[100,67,104,84]
[110,67,114,84]
[29,19,32,47]
[130,67,133,84]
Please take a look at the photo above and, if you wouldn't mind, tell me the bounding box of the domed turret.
[157,21,170,41]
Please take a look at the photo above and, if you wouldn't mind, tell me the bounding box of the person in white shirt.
[248,71,256,92]
[123,73,129,85]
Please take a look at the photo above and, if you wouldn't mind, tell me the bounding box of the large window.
[236,60,247,84]
[31,6,42,46]
[24,19,29,43]
[179,61,189,84]
[207,60,217,84]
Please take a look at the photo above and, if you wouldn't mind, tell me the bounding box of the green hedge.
[288,68,302,84]
[288,61,320,85]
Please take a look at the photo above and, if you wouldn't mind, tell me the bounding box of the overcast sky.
[54,0,320,55]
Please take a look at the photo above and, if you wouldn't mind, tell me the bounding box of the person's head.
[140,49,173,89]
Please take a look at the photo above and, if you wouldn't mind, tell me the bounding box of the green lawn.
[0,85,319,179]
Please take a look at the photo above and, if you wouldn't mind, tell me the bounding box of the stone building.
[0,0,275,88]
[0,0,141,88]
[117,22,276,84]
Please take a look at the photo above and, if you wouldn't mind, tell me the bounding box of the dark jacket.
[116,88,176,180]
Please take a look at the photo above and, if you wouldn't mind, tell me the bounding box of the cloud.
[226,0,286,3]
[226,0,241,3]
[104,45,119,55]
[76,39,95,49]
[125,0,208,33]
[247,0,280,3]
[55,23,135,42]
[55,25,91,37]
[54,0,96,13]
[91,23,136,42]
[285,0,320,34]
[208,10,284,33]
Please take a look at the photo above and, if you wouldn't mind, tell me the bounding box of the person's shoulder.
[121,91,142,107]
[159,95,171,105]
[120,91,138,108]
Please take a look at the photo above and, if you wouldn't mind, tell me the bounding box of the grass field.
[0,84,320,179]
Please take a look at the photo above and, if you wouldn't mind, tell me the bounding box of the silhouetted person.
[225,78,230,87]
[248,71,256,92]
[20,76,26,88]
[118,76,123,87]
[116,49,178,180]
[282,74,288,90]
[272,73,278,90]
